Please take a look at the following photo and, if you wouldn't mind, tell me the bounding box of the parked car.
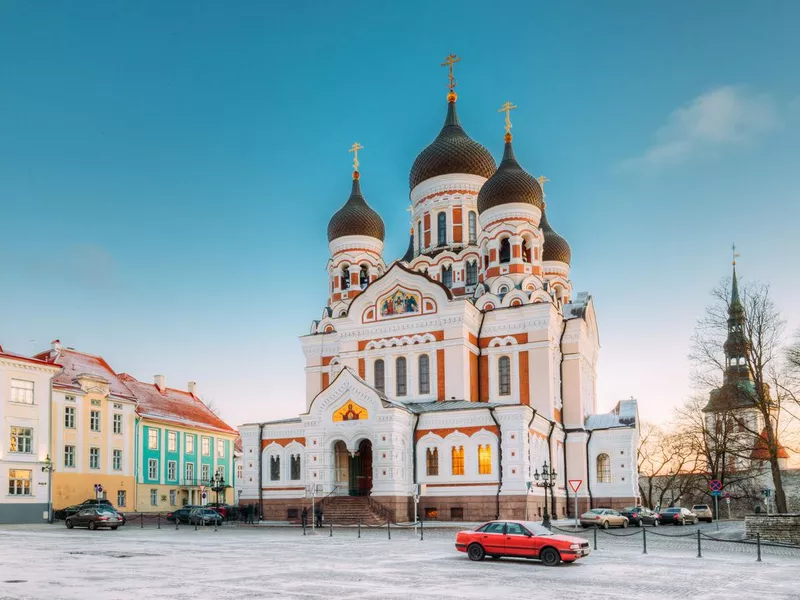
[660,507,699,525]
[166,506,198,524]
[455,520,591,566]
[580,508,629,529]
[206,503,236,520]
[63,499,126,525]
[620,506,661,527]
[66,508,122,530]
[692,504,714,523]
[189,507,223,526]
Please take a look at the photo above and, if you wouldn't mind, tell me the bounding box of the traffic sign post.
[569,480,582,529]
[709,480,722,530]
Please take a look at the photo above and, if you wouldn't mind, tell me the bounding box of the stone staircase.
[321,496,387,525]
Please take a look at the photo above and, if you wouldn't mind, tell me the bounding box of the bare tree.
[638,421,695,508]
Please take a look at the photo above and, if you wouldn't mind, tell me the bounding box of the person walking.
[315,504,323,528]
[301,506,308,529]
[246,503,254,525]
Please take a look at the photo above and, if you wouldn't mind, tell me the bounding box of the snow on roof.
[585,398,638,431]
[119,374,237,436]
[406,400,502,414]
[34,347,136,400]
[0,345,61,368]
[563,292,590,320]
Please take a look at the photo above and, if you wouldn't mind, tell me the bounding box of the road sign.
[711,490,722,497]
[725,497,731,504]
[201,492,207,499]
[723,491,730,499]
[709,480,723,492]
[568,480,582,493]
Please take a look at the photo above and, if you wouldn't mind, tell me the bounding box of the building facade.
[239,66,640,522]
[0,346,60,523]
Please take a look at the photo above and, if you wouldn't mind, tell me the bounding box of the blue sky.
[2,1,799,428]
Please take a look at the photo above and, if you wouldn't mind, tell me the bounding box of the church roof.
[409,99,496,190]
[327,175,385,242]
[585,399,638,430]
[405,400,503,414]
[703,380,758,412]
[751,428,790,460]
[540,209,571,265]
[477,139,543,214]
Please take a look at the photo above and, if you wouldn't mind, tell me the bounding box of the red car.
[455,520,591,566]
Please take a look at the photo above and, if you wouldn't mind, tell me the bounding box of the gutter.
[585,429,594,509]
[476,310,487,402]
[558,317,569,516]
[258,422,265,519]
[411,413,420,512]
[546,420,556,517]
[488,407,503,520]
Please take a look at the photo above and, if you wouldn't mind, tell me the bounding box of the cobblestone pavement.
[0,523,798,599]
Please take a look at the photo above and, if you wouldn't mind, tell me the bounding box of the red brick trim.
[262,438,306,449]
[416,425,499,442]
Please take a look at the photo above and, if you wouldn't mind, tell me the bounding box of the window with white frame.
[396,357,407,396]
[186,462,195,482]
[596,453,612,483]
[8,469,32,495]
[10,427,33,453]
[426,447,439,476]
[185,434,195,454]
[118,490,126,507]
[498,356,511,396]
[201,463,210,482]
[217,439,225,458]
[150,489,158,506]
[451,446,465,476]
[478,444,492,475]
[202,437,210,456]
[374,359,385,394]
[237,463,244,480]
[270,456,280,481]
[148,428,158,450]
[90,410,101,432]
[113,413,122,434]
[216,465,225,480]
[468,211,477,244]
[65,406,76,429]
[10,379,34,404]
[148,458,158,480]
[167,460,177,481]
[64,445,76,468]
[169,489,176,506]
[89,447,100,470]
[418,354,430,395]
[113,449,122,471]
[168,431,177,452]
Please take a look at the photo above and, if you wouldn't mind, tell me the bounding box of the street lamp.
[41,455,54,524]
[533,461,557,529]
[668,470,676,507]
[212,472,226,507]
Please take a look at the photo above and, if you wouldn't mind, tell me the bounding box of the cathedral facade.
[239,64,639,522]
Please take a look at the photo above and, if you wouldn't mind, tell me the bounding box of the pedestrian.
[246,503,254,524]
[301,506,308,529]
[315,504,323,528]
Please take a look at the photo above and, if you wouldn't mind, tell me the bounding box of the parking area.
[0,523,798,599]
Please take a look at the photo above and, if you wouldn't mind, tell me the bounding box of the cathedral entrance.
[349,439,373,497]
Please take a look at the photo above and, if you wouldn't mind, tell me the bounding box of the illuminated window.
[418,355,430,395]
[374,359,385,393]
[498,356,511,396]
[426,447,439,476]
[596,453,611,483]
[202,437,210,456]
[10,427,33,453]
[478,444,492,475]
[217,439,225,458]
[451,446,464,476]
[8,469,32,495]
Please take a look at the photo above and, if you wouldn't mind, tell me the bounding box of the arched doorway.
[349,439,373,497]
[334,441,350,491]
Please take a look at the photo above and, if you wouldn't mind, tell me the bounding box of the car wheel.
[111,526,118,531]
[653,519,660,527]
[467,543,486,562]
[680,518,685,526]
[88,521,96,530]
[622,520,629,529]
[66,520,73,529]
[540,547,561,567]
[602,520,609,530]
[636,519,643,527]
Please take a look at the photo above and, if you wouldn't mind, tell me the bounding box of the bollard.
[757,532,762,562]
[175,517,179,531]
[358,520,361,539]
[303,521,306,536]
[157,514,161,530]
[593,526,597,550]
[387,520,391,540]
[420,519,424,542]
[214,518,218,532]
[696,530,702,558]
[642,527,647,555]
[140,514,144,529]
[329,523,333,537]
[194,518,198,531]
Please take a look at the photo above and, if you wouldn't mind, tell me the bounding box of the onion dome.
[477,136,544,214]
[540,208,572,265]
[409,96,496,190]
[400,229,415,262]
[327,173,385,242]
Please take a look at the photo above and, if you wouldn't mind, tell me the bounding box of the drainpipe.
[258,423,265,519]
[558,317,569,517]
[488,407,503,520]
[476,310,487,402]
[411,413,420,517]
[585,429,594,509]
[525,409,537,519]
[47,377,54,523]
[546,420,556,519]
[134,416,140,511]
[562,428,570,516]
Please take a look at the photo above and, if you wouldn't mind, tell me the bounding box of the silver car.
[692,504,714,523]
[580,508,629,529]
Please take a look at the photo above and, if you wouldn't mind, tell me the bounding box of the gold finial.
[537,175,550,195]
[441,53,461,101]
[498,101,517,141]
[349,142,363,177]
[732,242,740,265]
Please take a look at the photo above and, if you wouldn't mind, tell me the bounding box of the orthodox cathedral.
[239,57,640,522]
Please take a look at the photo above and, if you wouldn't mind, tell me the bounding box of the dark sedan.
[166,507,197,524]
[659,507,699,525]
[66,508,123,530]
[620,506,661,527]
[188,508,223,526]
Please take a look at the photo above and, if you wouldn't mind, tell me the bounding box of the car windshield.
[587,509,604,514]
[693,505,709,510]
[97,509,116,515]
[622,506,635,512]
[520,522,553,536]
[661,508,679,513]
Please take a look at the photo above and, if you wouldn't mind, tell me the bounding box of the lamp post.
[212,472,226,507]
[41,455,54,524]
[533,461,557,529]
[667,470,676,507]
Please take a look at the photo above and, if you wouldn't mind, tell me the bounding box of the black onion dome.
[409,100,496,190]
[327,177,385,242]
[477,140,544,214]
[540,209,571,265]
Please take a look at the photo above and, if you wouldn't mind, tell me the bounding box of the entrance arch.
[350,439,373,497]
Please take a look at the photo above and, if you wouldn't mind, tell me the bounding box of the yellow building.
[36,342,137,511]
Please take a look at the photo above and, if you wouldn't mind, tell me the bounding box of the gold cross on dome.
[498,101,518,134]
[537,175,550,193]
[441,54,461,91]
[732,242,740,265]
[349,142,363,172]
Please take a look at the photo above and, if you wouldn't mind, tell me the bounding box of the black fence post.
[642,527,647,555]
[214,517,218,532]
[757,533,762,562]
[194,517,198,531]
[175,516,179,530]
[358,520,361,539]
[329,523,333,537]
[387,520,391,540]
[302,521,306,536]
[157,514,161,530]
[420,519,424,542]
[140,514,143,529]
[593,526,597,550]
[696,530,702,558]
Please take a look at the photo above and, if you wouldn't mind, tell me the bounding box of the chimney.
[188,381,197,396]
[51,339,62,352]
[154,374,165,390]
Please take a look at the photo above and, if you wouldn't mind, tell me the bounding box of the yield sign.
[568,479,582,493]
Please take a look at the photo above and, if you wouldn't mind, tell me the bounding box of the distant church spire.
[723,246,750,385]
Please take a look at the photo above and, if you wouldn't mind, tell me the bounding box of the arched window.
[466,261,478,286]
[417,220,423,253]
[596,453,611,483]
[468,211,477,243]
[442,265,453,288]
[374,359,385,394]
[359,264,369,287]
[270,455,280,481]
[498,356,511,396]
[451,446,465,476]
[340,264,350,290]
[478,445,492,475]
[396,357,407,396]
[522,238,531,263]
[437,212,447,246]
[499,238,511,263]
[426,447,439,476]
[418,354,430,394]
[290,454,301,480]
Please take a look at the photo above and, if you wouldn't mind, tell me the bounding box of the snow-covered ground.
[0,523,797,599]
